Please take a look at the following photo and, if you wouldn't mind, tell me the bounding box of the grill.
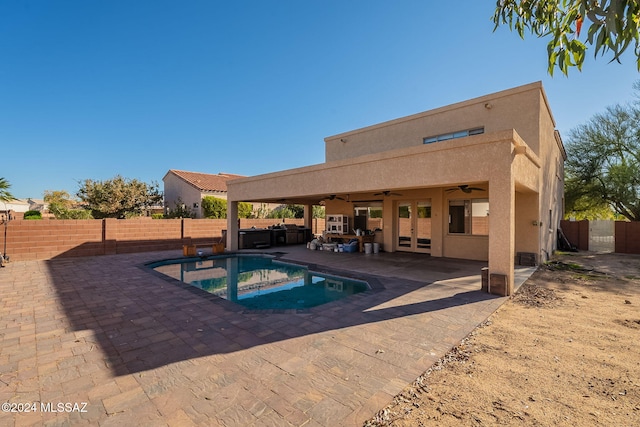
[282,223,304,244]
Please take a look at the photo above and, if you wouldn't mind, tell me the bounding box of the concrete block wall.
[183,218,227,246]
[0,217,328,262]
[108,218,184,254]
[1,220,104,261]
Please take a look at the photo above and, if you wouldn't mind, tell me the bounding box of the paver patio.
[0,246,534,426]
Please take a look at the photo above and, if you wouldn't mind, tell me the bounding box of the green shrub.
[23,210,42,220]
[202,196,226,218]
[64,209,93,219]
[238,202,253,219]
[52,209,93,219]
[151,213,165,219]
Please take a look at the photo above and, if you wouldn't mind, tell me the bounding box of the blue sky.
[1,0,638,199]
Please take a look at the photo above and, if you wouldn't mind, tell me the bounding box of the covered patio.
[226,129,542,297]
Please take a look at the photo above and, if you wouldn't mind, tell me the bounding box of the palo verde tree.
[565,86,640,221]
[77,175,163,219]
[492,0,640,75]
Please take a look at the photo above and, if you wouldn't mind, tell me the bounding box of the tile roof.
[165,170,246,192]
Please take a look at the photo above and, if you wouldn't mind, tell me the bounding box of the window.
[424,127,484,144]
[354,204,383,231]
[448,199,489,235]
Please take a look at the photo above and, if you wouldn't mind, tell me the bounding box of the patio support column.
[382,199,394,252]
[226,201,239,251]
[303,204,313,230]
[488,174,515,296]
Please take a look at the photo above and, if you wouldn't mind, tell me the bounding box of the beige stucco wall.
[325,82,546,162]
[163,174,202,215]
[163,173,227,218]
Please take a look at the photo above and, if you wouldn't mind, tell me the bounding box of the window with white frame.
[448,199,489,235]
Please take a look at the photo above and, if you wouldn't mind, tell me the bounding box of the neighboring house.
[163,170,245,218]
[226,82,567,296]
[1,199,32,219]
[27,198,48,212]
[163,169,284,218]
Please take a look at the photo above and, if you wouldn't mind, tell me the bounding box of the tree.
[0,177,15,202]
[165,197,195,219]
[202,196,226,218]
[77,175,162,219]
[44,190,93,219]
[238,202,253,219]
[201,197,252,219]
[492,0,640,75]
[267,204,305,219]
[565,99,640,221]
[44,190,73,215]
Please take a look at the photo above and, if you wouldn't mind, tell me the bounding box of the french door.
[397,200,432,253]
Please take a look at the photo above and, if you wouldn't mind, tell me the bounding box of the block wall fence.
[7,218,636,261]
[0,218,327,262]
[560,219,640,254]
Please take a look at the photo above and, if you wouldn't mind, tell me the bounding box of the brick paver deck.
[0,247,532,426]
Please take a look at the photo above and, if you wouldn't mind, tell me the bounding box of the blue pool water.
[149,255,369,310]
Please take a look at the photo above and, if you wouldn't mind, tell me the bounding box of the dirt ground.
[365,252,640,427]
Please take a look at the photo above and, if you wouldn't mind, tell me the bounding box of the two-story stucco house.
[225,82,566,296]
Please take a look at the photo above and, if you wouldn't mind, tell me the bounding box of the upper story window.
[423,127,484,144]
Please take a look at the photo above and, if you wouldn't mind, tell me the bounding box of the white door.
[397,200,431,253]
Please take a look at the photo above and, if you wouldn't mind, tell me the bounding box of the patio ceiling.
[252,190,411,206]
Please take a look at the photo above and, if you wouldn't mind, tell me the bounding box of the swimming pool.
[149,254,369,310]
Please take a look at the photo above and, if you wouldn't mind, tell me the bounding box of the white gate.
[589,220,615,252]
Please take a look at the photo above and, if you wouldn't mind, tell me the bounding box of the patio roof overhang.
[226,129,541,205]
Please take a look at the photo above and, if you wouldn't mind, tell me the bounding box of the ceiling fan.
[446,184,486,194]
[374,190,402,197]
[321,194,349,202]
